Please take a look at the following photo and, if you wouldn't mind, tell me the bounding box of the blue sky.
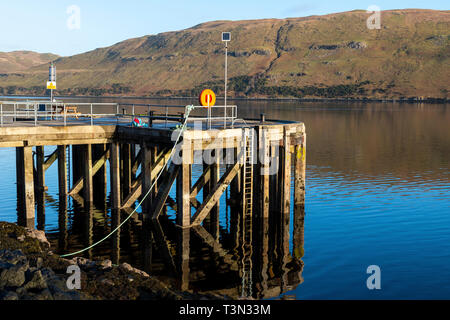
[0,0,447,56]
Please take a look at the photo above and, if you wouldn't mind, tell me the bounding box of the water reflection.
[50,191,305,299]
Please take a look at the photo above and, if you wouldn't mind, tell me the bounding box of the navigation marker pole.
[47,62,57,107]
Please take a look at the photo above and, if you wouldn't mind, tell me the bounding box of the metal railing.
[0,100,238,129]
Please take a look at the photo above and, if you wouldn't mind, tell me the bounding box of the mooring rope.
[60,105,196,258]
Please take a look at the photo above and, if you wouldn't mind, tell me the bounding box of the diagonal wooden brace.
[121,149,172,208]
[151,163,179,219]
[68,146,109,195]
[191,161,242,226]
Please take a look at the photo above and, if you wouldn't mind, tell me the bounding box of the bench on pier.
[54,105,82,119]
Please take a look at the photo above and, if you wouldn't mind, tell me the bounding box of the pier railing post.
[90,103,93,125]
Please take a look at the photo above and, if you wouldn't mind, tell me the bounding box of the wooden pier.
[0,104,306,297]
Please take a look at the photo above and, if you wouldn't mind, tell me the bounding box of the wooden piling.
[210,157,220,239]
[177,227,190,291]
[16,147,35,228]
[92,144,107,206]
[294,135,306,212]
[57,145,67,199]
[83,144,93,206]
[36,146,45,192]
[141,143,153,217]
[121,144,132,199]
[110,142,121,209]
[177,162,191,227]
[177,139,192,227]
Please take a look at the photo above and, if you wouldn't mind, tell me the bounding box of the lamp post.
[222,32,230,107]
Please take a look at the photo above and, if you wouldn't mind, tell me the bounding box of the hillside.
[0,9,448,100]
[0,51,58,73]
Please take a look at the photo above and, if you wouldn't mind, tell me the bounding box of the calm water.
[0,97,449,299]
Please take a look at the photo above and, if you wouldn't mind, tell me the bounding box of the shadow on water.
[3,97,450,299]
[44,187,305,299]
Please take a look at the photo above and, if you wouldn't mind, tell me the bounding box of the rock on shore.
[0,222,220,300]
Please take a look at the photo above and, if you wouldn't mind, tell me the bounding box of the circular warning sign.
[199,89,216,108]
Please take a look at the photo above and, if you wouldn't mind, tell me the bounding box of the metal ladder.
[241,128,254,297]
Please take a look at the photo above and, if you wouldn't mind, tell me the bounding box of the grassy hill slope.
[0,51,58,73]
[0,9,448,100]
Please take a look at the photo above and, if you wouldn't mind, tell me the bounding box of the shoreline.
[1,94,448,104]
[0,222,225,300]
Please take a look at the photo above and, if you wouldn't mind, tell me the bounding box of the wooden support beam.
[68,146,109,196]
[192,226,238,271]
[35,146,46,230]
[71,193,85,208]
[259,127,270,219]
[280,128,292,291]
[270,145,280,216]
[281,128,292,216]
[190,197,201,210]
[229,147,242,211]
[83,144,93,206]
[151,164,179,219]
[257,126,270,294]
[294,135,306,211]
[111,209,120,265]
[190,165,211,199]
[58,194,68,252]
[43,149,58,171]
[177,162,191,227]
[121,144,132,198]
[121,149,171,208]
[293,134,306,260]
[151,219,177,275]
[57,145,67,198]
[72,145,83,185]
[35,146,45,192]
[142,145,154,216]
[84,206,94,260]
[191,161,242,226]
[92,144,108,207]
[16,147,35,228]
[150,146,158,199]
[210,158,220,239]
[166,196,177,212]
[110,142,121,209]
[176,227,190,291]
[131,148,142,176]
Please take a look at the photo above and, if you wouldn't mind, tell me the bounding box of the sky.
[0,0,448,56]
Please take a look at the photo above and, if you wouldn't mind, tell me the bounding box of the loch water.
[0,97,449,299]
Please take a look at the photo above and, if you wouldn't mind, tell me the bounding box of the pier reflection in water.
[48,171,305,299]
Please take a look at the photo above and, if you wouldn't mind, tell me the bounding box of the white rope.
[61,105,195,258]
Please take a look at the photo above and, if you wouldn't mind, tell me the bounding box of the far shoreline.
[1,94,448,104]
